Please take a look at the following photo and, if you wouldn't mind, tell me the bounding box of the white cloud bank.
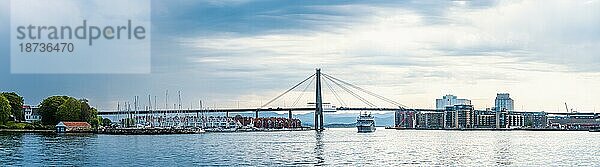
[178,1,600,112]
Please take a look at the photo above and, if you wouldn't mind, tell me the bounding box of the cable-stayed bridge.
[98,69,409,130]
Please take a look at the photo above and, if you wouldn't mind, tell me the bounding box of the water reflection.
[313,131,325,166]
[493,133,513,166]
[1,130,598,166]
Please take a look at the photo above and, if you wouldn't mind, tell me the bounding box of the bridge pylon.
[315,68,324,130]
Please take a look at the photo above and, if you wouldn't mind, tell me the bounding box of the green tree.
[0,92,24,121]
[89,116,101,128]
[0,96,11,124]
[56,98,82,122]
[102,118,112,126]
[39,96,99,126]
[39,96,69,125]
[79,99,98,124]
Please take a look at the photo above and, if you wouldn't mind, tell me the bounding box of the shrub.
[24,124,35,129]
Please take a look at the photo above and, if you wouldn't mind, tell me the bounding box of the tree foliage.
[79,99,98,124]
[102,118,112,126]
[40,96,69,125]
[0,92,24,121]
[56,98,82,122]
[39,96,98,126]
[0,96,11,124]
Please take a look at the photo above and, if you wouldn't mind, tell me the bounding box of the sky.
[1,0,600,113]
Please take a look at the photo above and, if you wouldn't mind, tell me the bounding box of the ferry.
[589,127,600,132]
[356,112,376,133]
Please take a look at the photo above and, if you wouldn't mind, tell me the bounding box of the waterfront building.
[495,93,514,111]
[474,110,548,129]
[56,122,92,133]
[251,117,302,129]
[436,95,471,109]
[397,108,553,129]
[395,110,417,128]
[444,105,474,129]
[415,111,444,129]
[393,93,555,129]
[521,112,548,128]
[22,105,41,123]
[507,113,524,128]
[547,113,600,130]
[474,110,497,128]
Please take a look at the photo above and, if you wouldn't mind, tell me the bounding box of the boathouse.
[56,121,92,133]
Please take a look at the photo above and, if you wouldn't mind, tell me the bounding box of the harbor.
[89,70,600,134]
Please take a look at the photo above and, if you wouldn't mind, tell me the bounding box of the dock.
[100,128,205,135]
[384,127,591,131]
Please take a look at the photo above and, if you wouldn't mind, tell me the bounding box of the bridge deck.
[97,107,598,116]
[97,107,407,115]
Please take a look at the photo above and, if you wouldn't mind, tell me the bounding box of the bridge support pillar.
[315,68,324,130]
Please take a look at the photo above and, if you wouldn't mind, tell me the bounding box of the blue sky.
[1,0,600,112]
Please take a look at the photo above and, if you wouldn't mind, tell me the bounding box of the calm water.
[1,129,599,166]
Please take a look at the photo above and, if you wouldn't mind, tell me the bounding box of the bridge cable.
[259,73,316,109]
[322,77,347,107]
[322,74,376,107]
[322,73,408,109]
[323,75,375,107]
[291,75,315,107]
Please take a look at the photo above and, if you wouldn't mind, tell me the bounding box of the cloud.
[170,0,600,110]
[2,0,600,112]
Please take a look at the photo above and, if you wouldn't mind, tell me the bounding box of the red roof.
[62,122,92,127]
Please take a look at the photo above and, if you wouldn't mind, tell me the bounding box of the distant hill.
[324,123,356,128]
[288,112,394,127]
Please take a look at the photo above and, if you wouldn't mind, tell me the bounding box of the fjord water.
[1,129,598,166]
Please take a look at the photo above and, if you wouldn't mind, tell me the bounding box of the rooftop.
[57,122,92,127]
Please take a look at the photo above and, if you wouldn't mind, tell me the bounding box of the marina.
[100,115,310,135]
[92,69,600,134]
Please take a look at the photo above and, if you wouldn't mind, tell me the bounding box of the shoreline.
[384,127,591,131]
[0,129,55,133]
[2,127,593,134]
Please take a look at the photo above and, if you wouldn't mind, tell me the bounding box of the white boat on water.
[356,112,376,133]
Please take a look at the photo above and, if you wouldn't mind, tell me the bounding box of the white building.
[435,95,471,109]
[495,93,514,111]
[23,105,41,123]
